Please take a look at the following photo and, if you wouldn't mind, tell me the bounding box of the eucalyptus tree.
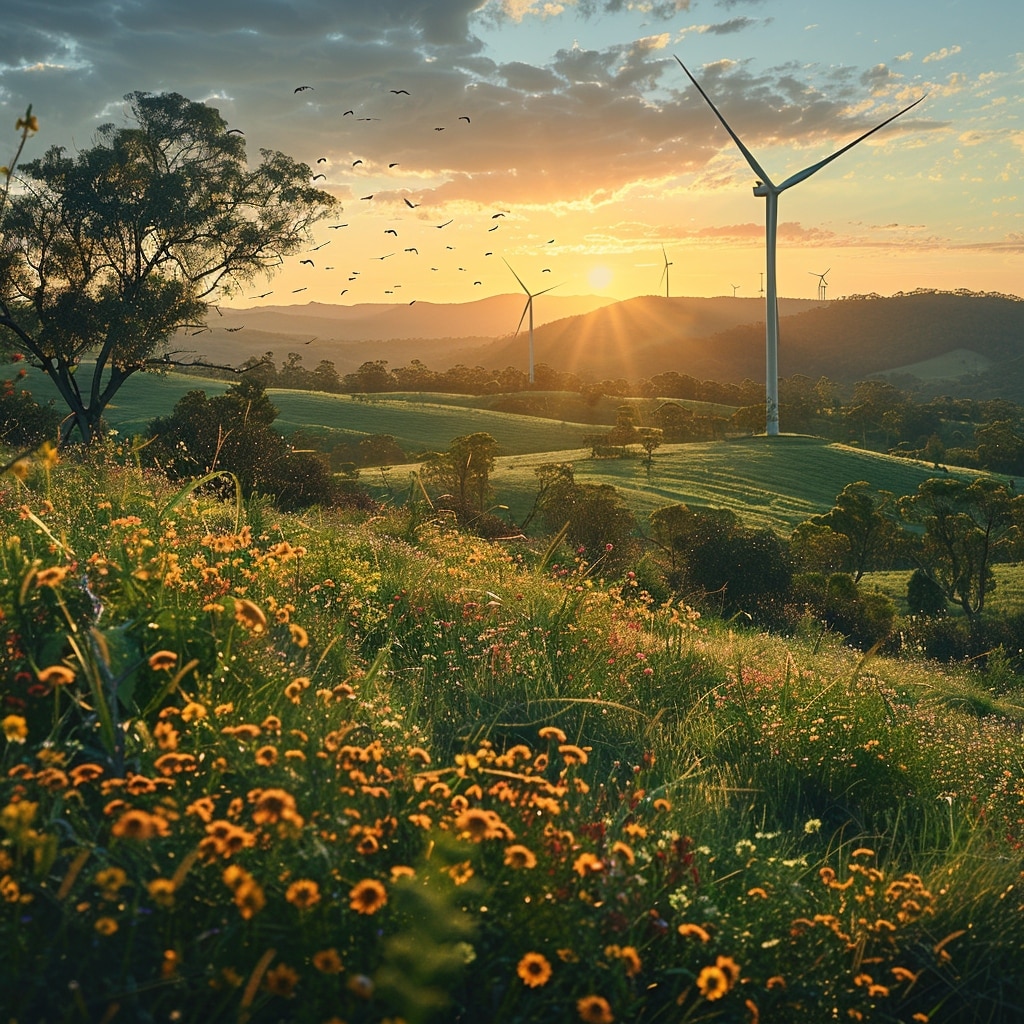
[0,91,334,444]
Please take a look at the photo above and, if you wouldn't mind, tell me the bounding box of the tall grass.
[1,448,1022,1022]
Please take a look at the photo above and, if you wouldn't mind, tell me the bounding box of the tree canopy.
[0,91,334,444]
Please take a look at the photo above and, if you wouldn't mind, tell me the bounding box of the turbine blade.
[514,296,531,337]
[535,284,560,297]
[676,56,774,189]
[660,266,668,287]
[502,257,530,295]
[776,94,927,192]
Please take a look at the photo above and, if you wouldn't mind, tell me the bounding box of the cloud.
[922,45,962,64]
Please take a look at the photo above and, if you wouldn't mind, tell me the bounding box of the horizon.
[4,1,1021,309]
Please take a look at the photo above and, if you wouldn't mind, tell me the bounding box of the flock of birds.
[229,84,560,315]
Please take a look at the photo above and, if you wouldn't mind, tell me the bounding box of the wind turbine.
[731,283,740,298]
[504,259,558,384]
[810,268,830,301]
[659,246,674,298]
[677,57,925,435]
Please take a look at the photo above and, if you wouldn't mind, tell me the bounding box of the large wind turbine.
[504,259,557,384]
[677,57,925,435]
[810,268,830,301]
[660,246,674,298]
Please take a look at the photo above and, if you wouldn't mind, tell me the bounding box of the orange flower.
[577,995,614,1023]
[573,852,604,877]
[147,878,176,908]
[255,745,279,767]
[286,879,321,910]
[349,878,387,915]
[2,715,28,744]
[504,844,538,869]
[250,788,301,826]
[313,948,344,974]
[111,809,169,841]
[37,665,76,687]
[263,962,299,998]
[538,726,567,743]
[234,598,267,632]
[677,923,711,943]
[558,743,588,765]
[516,952,552,988]
[148,651,178,671]
[696,965,730,1001]
[94,916,118,936]
[35,566,69,587]
[715,955,741,985]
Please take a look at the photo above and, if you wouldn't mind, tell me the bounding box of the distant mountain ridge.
[189,290,1024,398]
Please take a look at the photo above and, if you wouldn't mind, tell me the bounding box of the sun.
[588,265,613,291]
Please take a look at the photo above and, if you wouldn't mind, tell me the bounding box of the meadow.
[2,448,1022,1023]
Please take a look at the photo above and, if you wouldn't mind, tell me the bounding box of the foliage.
[0,369,61,448]
[420,431,500,517]
[146,378,337,508]
[898,476,1024,616]
[906,567,949,617]
[0,91,334,444]
[812,481,900,581]
[0,457,1022,1021]
[793,572,897,648]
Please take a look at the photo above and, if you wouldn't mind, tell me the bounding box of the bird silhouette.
[317,157,327,163]
[403,197,419,209]
[409,300,416,305]
[343,109,354,116]
[360,195,374,200]
[385,229,398,236]
[491,212,506,218]
[292,287,307,292]
[488,225,498,231]
[459,116,471,123]
[374,253,396,260]
[348,276,357,281]
[225,326,245,332]
[404,247,419,254]
[226,128,244,135]
[310,241,330,250]
[340,289,348,295]
[328,223,349,228]
[547,239,555,244]
[390,89,410,95]
[485,252,493,256]
[312,173,326,180]
[474,281,482,285]
[250,291,273,298]
[436,219,453,228]
[434,127,445,131]
[542,268,551,272]
[299,259,315,266]
[352,159,363,166]
[388,162,399,168]
[303,336,317,345]
[294,85,313,93]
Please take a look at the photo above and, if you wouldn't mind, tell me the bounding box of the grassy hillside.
[377,436,984,532]
[2,454,1022,1023]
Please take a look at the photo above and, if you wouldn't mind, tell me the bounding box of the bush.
[906,568,948,616]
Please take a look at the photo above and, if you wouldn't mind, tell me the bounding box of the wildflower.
[504,844,538,869]
[95,867,128,896]
[559,743,588,765]
[804,818,822,834]
[2,715,28,744]
[180,701,207,723]
[538,726,567,743]
[747,887,769,899]
[696,964,730,1001]
[677,923,711,943]
[516,952,552,988]
[111,809,170,841]
[70,763,104,786]
[233,598,267,633]
[716,956,741,985]
[348,974,374,999]
[263,962,299,998]
[390,865,415,881]
[255,745,279,767]
[35,566,68,587]
[16,113,40,133]
[288,624,309,648]
[94,916,119,936]
[286,879,321,910]
[313,948,344,974]
[250,788,302,826]
[851,847,875,858]
[573,852,604,877]
[161,949,180,979]
[577,995,614,1023]
[448,861,474,885]
[407,746,431,764]
[148,651,178,671]
[37,665,76,688]
[653,797,672,812]
[147,878,176,908]
[610,841,635,865]
[349,878,387,915]
[606,944,642,977]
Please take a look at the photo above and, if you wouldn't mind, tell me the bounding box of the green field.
[376,435,988,533]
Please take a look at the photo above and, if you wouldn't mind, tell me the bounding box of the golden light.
[588,265,613,291]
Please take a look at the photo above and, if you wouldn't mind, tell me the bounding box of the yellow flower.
[180,701,207,723]
[2,715,28,744]
[677,923,711,943]
[147,651,178,671]
[233,598,267,632]
[35,566,69,587]
[111,809,169,841]
[349,878,387,915]
[313,948,344,974]
[516,952,552,988]
[577,995,614,1023]
[538,726,567,743]
[263,962,299,998]
[288,624,309,648]
[285,878,321,910]
[255,745,279,767]
[573,852,604,877]
[504,844,537,869]
[94,916,119,936]
[147,878,176,908]
[696,965,729,1000]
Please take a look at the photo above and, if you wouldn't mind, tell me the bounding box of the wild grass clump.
[1,449,1022,1022]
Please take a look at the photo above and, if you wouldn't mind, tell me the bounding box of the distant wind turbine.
[810,268,830,301]
[677,57,925,435]
[659,246,674,298]
[504,259,558,384]
[731,284,740,298]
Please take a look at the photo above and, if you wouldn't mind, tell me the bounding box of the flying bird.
[390,89,410,95]
[385,229,398,236]
[434,127,445,131]
[547,239,555,244]
[343,109,354,116]
[250,291,273,298]
[312,173,326,180]
[388,162,399,168]
[436,219,453,228]
[491,212,506,218]
[485,252,493,256]
[329,223,349,228]
[403,198,419,209]
[348,276,357,281]
[542,268,551,272]
[317,157,327,163]
[459,116,471,123]
[226,128,244,135]
[474,281,482,285]
[404,247,419,254]
[488,225,499,231]
[292,287,307,293]
[294,85,313,93]
[225,326,245,332]
[340,289,348,295]
[299,259,315,266]
[352,159,363,166]
[310,240,331,250]
[409,300,416,305]
[361,195,374,200]
[303,336,317,345]
[374,253,396,260]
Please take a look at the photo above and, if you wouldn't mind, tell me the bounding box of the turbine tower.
[810,268,830,301]
[731,284,740,298]
[504,259,557,384]
[677,57,924,435]
[660,246,674,298]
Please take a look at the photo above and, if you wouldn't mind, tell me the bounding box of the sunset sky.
[4,0,1021,311]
